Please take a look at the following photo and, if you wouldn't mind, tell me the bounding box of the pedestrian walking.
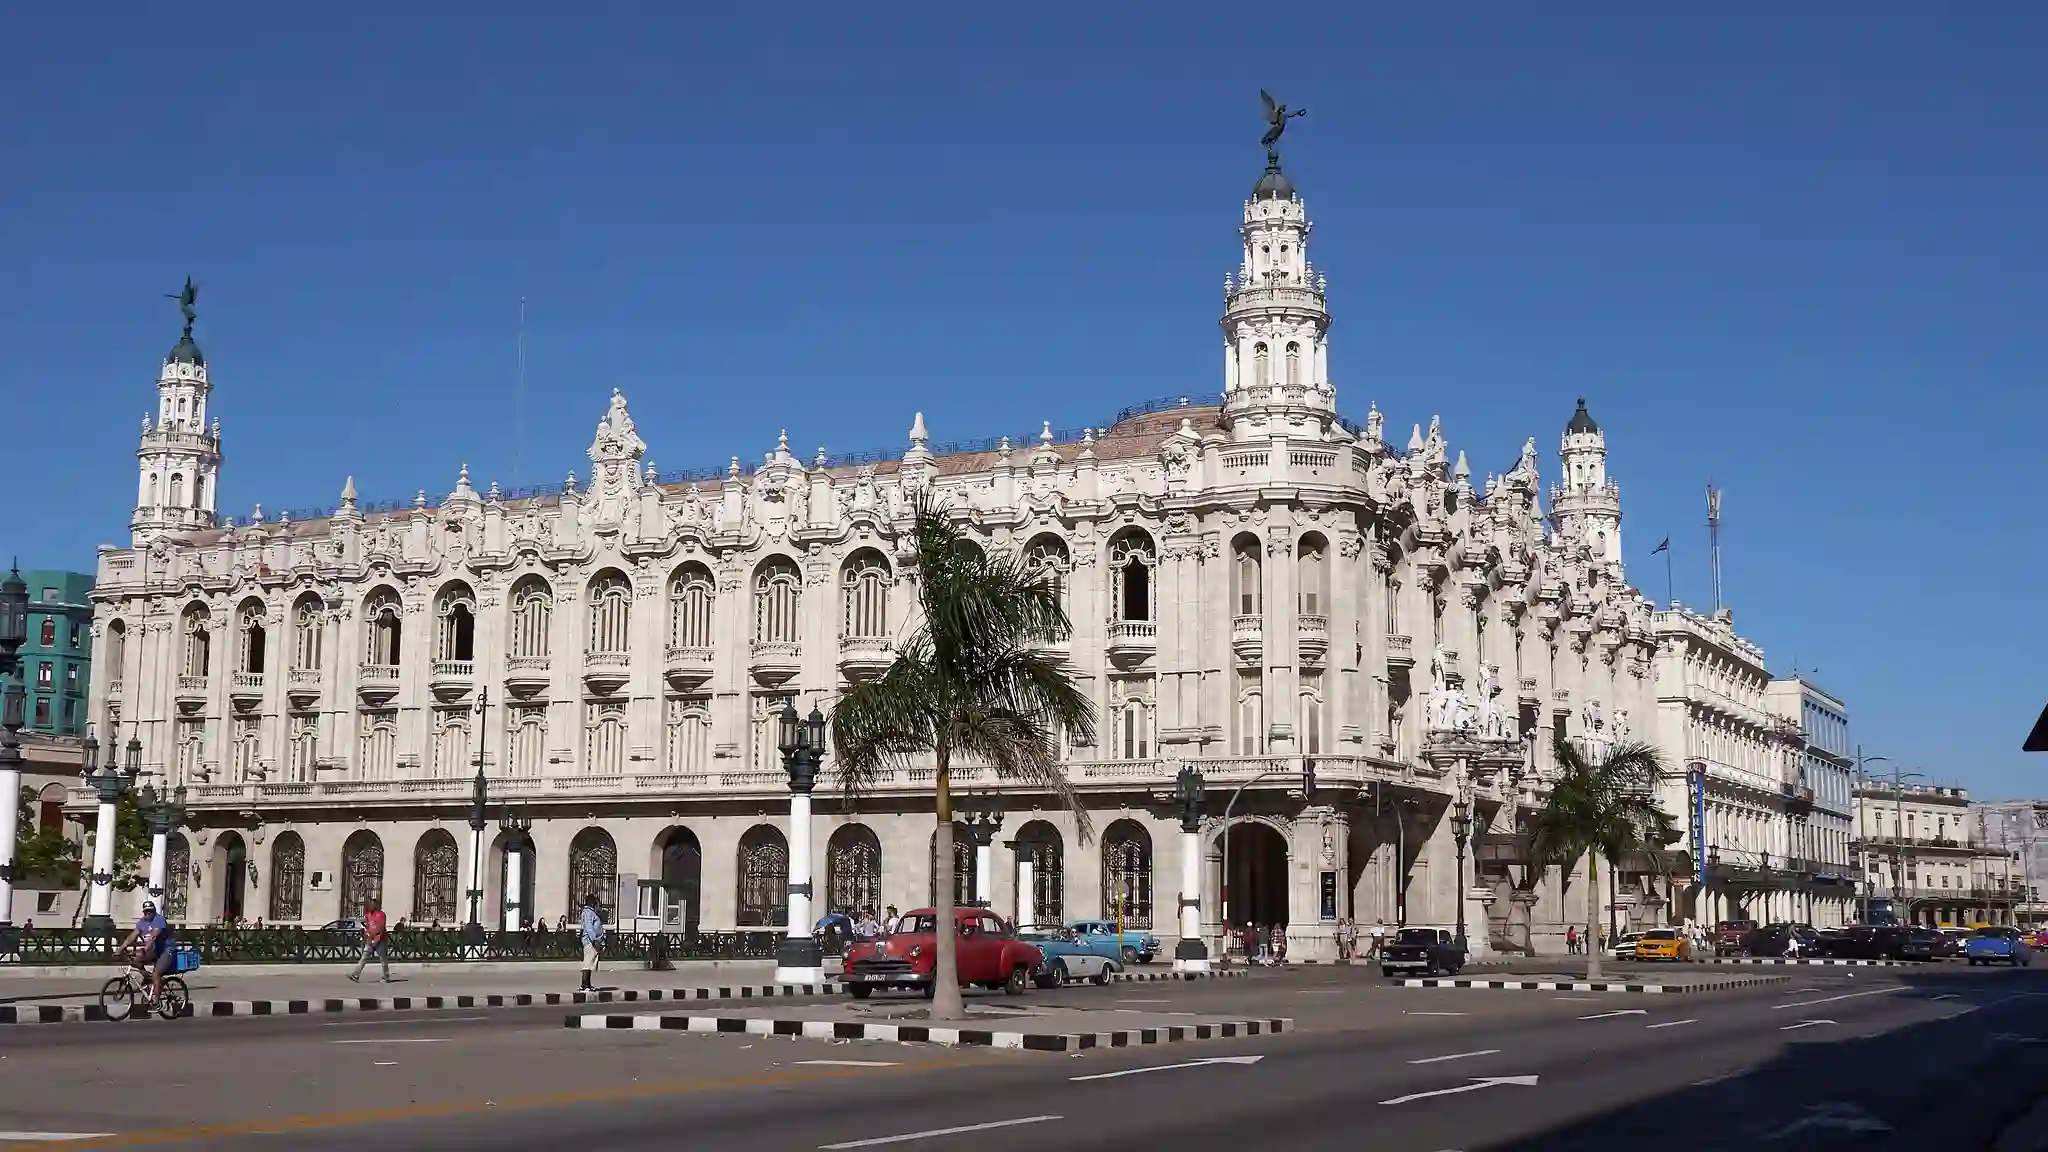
[882,905,900,935]
[347,899,392,984]
[578,893,605,992]
[854,907,882,941]
[1566,925,1579,955]
[1336,917,1358,961]
[1270,923,1289,965]
[1369,918,1387,960]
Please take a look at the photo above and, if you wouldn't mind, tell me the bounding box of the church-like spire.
[132,278,223,545]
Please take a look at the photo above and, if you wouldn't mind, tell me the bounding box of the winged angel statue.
[1260,88,1307,168]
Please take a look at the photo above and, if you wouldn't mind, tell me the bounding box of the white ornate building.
[86,157,1670,958]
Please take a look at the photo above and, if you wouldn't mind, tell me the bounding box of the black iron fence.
[3,925,845,966]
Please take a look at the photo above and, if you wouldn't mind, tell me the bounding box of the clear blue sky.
[3,4,2042,797]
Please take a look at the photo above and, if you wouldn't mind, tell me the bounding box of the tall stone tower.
[132,279,223,545]
[1220,153,1338,443]
[1551,398,1622,565]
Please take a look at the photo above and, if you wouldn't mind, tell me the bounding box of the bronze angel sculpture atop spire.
[1260,89,1307,168]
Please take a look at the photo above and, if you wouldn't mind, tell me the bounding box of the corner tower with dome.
[82,132,1679,959]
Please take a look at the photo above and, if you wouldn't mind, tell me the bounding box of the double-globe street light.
[1450,792,1474,952]
[774,698,828,985]
[79,730,142,939]
[499,808,534,932]
[1173,764,1209,973]
[462,688,494,954]
[958,792,1005,909]
[0,564,28,948]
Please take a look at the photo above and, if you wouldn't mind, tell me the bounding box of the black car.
[1380,927,1466,978]
[1900,927,1942,961]
[1742,923,1819,957]
[1824,925,1919,961]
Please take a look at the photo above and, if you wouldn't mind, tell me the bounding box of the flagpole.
[1664,546,1673,608]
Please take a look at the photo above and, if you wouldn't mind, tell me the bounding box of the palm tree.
[1527,738,1678,980]
[831,494,1096,1019]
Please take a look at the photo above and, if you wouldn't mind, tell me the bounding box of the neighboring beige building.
[1854,782,2019,927]
[81,155,1668,958]
[9,733,89,927]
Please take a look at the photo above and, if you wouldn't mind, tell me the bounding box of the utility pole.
[1706,485,1724,615]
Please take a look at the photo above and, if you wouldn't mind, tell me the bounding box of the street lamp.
[1450,794,1473,951]
[0,563,28,942]
[80,728,142,939]
[958,791,1006,909]
[141,780,188,911]
[1172,764,1209,972]
[773,699,827,984]
[462,688,492,953]
[498,807,533,931]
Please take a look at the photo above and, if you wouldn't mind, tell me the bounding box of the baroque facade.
[87,158,1672,957]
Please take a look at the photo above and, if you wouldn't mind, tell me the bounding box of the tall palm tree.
[831,494,1096,1019]
[1527,738,1678,980]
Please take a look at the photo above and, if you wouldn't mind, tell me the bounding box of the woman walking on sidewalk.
[578,893,606,992]
[347,899,392,984]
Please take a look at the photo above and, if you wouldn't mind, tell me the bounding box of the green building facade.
[19,569,94,737]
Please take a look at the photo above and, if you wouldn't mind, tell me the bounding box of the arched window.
[195,475,206,511]
[436,583,476,662]
[1285,341,1301,389]
[363,589,402,666]
[1117,684,1151,760]
[754,557,801,644]
[106,620,127,681]
[232,717,261,782]
[358,712,398,780]
[1238,673,1265,755]
[145,473,159,508]
[1387,579,1401,635]
[1299,684,1324,755]
[164,834,191,921]
[289,715,318,782]
[170,473,186,508]
[1022,535,1070,606]
[181,605,211,678]
[1297,534,1327,616]
[1017,821,1064,925]
[433,708,472,777]
[340,830,385,918]
[826,824,882,917]
[586,570,631,656]
[412,829,461,923]
[1109,531,1155,622]
[567,828,619,918]
[506,705,547,777]
[1252,343,1269,389]
[291,596,323,672]
[176,721,205,785]
[664,698,710,773]
[737,825,789,927]
[585,701,627,775]
[928,826,976,907]
[508,577,552,659]
[1101,821,1153,929]
[268,832,306,922]
[237,601,267,673]
[841,550,891,640]
[667,564,714,649]
[1232,534,1262,617]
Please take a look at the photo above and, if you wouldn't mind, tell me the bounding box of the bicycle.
[99,954,191,1022]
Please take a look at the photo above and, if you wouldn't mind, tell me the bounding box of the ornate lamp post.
[80,730,142,939]
[0,563,27,941]
[959,792,1006,910]
[1173,764,1209,972]
[498,807,533,931]
[773,699,827,984]
[1450,795,1473,952]
[141,778,188,912]
[463,688,492,953]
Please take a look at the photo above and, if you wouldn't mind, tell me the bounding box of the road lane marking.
[324,1016,489,1028]
[1577,1010,1647,1020]
[1380,1076,1539,1105]
[1115,999,1170,1004]
[1772,987,1902,1010]
[1403,1011,1468,1016]
[329,1038,451,1045]
[1930,994,1959,1001]
[1552,997,1598,1002]
[1070,1055,1263,1082]
[1408,1050,1500,1065]
[796,1060,901,1067]
[1781,987,1823,993]
[1780,1020,1836,1031]
[820,1115,1062,1148]
[0,1135,112,1143]
[1645,1019,1697,1029]
[1767,1102,1892,1138]
[1692,1069,1743,1087]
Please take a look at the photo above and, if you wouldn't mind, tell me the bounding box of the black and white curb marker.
[0,982,845,1026]
[566,1014,1292,1052]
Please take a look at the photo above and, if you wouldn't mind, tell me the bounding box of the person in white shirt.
[1369,919,1387,960]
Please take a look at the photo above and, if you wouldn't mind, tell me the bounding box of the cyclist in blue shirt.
[119,900,175,1005]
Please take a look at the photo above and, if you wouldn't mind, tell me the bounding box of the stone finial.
[251,503,265,524]
[487,479,501,501]
[1454,450,1470,481]
[211,417,221,439]
[645,461,658,485]
[1041,421,1054,444]
[564,470,578,494]
[777,428,790,455]
[341,475,357,509]
[1408,423,1425,453]
[728,456,742,480]
[1079,427,1096,461]
[414,489,428,509]
[997,435,1011,456]
[141,413,152,433]
[454,463,474,498]
[815,446,828,468]
[909,412,928,445]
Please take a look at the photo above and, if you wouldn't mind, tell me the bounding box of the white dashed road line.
[1772,987,1901,1010]
[1645,1019,1697,1029]
[1408,1050,1500,1065]
[821,1116,1063,1149]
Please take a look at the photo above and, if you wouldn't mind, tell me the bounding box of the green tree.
[15,786,153,896]
[831,495,1096,1020]
[1527,738,1679,980]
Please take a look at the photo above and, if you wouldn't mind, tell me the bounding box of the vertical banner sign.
[1690,765,1707,886]
[1319,871,1338,922]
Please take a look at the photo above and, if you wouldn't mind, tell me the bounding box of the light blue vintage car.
[1016,924,1122,987]
[1965,926,2036,967]
[1067,919,1160,965]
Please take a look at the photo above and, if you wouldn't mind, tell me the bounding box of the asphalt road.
[3,963,2043,1151]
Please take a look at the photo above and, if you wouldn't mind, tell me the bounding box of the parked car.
[1380,926,1466,978]
[1901,927,1942,962]
[2033,928,2048,951]
[841,908,1045,999]
[1067,919,1160,966]
[1633,927,1691,962]
[1015,924,1121,987]
[1715,919,1757,957]
[1937,927,1972,957]
[1743,923,1820,958]
[1822,925,1911,961]
[1965,926,2036,968]
[1609,931,1644,961]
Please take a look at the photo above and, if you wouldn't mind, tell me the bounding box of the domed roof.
[1252,166,1296,201]
[166,334,205,367]
[1566,397,1599,435]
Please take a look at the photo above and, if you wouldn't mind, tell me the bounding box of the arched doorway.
[567,828,619,920]
[164,834,191,922]
[928,825,975,909]
[412,830,461,926]
[340,830,385,919]
[737,825,789,927]
[1101,820,1153,929]
[825,824,881,919]
[1014,820,1064,926]
[215,831,248,923]
[1223,822,1289,933]
[656,826,702,933]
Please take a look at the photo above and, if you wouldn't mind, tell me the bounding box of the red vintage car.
[842,907,1045,999]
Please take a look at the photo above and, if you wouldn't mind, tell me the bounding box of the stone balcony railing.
[1297,613,1329,663]
[837,636,895,679]
[748,640,802,687]
[1231,615,1262,663]
[106,679,124,697]
[505,654,551,698]
[229,671,266,710]
[430,659,476,701]
[174,674,208,712]
[663,645,716,690]
[1105,620,1157,669]
[357,662,401,705]
[1385,634,1414,668]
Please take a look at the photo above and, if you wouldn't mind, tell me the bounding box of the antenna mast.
[1706,483,1723,614]
[514,297,527,488]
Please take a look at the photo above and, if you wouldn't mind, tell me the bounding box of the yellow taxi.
[1631,927,1691,962]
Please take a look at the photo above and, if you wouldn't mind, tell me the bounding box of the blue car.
[1016,924,1121,987]
[1964,926,2036,968]
[1067,919,1159,965]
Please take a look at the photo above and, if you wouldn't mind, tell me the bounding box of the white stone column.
[85,788,120,936]
[502,846,523,931]
[0,761,18,927]
[1174,825,1209,972]
[147,828,169,903]
[1015,848,1035,926]
[774,783,824,984]
[975,842,993,908]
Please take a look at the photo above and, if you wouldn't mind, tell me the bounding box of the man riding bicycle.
[119,899,175,1005]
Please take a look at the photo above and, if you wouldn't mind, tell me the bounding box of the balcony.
[749,640,802,687]
[1297,613,1329,665]
[1519,676,1539,701]
[356,663,400,706]
[106,678,123,698]
[285,668,323,707]
[1385,634,1414,669]
[1231,615,1263,664]
[229,671,266,711]
[1104,620,1157,669]
[837,637,895,680]
[582,651,630,696]
[1785,784,1815,815]
[663,645,715,691]
[430,659,476,702]
[500,655,550,698]
[175,674,209,713]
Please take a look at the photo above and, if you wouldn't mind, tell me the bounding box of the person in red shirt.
[348,899,393,984]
